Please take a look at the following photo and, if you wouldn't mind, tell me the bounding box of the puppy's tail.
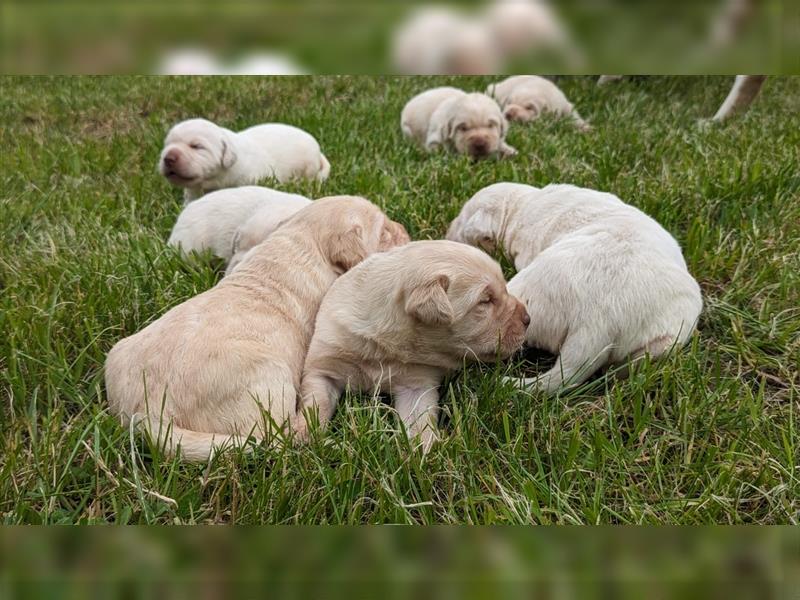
[132,414,256,462]
[317,153,331,182]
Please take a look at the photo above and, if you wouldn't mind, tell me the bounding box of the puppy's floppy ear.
[425,113,455,151]
[462,208,494,245]
[220,132,238,169]
[327,224,368,273]
[380,220,410,249]
[405,275,454,326]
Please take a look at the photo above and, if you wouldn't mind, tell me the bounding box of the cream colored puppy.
[167,186,311,263]
[484,0,582,66]
[401,87,516,159]
[391,7,501,75]
[105,196,409,461]
[447,183,703,393]
[159,118,330,202]
[297,240,530,452]
[487,76,590,130]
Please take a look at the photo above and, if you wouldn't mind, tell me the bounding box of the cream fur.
[159,118,330,202]
[447,182,703,393]
[401,87,516,159]
[487,75,590,130]
[105,196,409,461]
[167,186,311,263]
[296,240,529,453]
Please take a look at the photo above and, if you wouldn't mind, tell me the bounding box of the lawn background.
[1,75,798,524]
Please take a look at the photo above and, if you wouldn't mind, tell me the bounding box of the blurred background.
[1,0,796,75]
[1,527,798,596]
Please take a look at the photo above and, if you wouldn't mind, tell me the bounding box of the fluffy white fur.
[447,182,703,393]
[487,75,591,131]
[296,240,529,452]
[167,186,311,263]
[159,118,330,202]
[401,87,516,159]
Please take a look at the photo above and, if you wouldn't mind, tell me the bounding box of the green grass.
[1,75,798,524]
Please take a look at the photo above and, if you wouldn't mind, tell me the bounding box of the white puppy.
[401,87,517,159]
[297,240,529,452]
[487,75,590,130]
[447,183,703,393]
[159,118,330,202]
[391,6,501,75]
[167,186,311,263]
[105,196,409,461]
[484,0,583,66]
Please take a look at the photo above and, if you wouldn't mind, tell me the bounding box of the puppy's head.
[401,242,528,361]
[297,196,410,274]
[502,91,543,123]
[446,184,519,252]
[443,93,508,159]
[158,119,237,188]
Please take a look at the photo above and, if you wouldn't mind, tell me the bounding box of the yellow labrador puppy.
[487,75,591,130]
[106,196,409,461]
[159,118,330,202]
[447,183,703,393]
[297,240,529,452]
[401,87,517,159]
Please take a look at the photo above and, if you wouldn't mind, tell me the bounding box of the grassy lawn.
[1,75,798,524]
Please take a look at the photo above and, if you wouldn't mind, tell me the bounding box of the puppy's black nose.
[163,151,179,167]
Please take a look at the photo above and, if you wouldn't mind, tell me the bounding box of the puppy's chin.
[163,170,200,186]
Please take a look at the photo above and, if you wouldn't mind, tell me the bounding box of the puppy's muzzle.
[468,139,491,158]
[504,107,521,121]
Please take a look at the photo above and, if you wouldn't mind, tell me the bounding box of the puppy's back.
[401,87,466,143]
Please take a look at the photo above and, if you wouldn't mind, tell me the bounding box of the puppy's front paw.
[500,144,518,157]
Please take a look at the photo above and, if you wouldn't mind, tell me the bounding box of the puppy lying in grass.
[296,240,529,453]
[401,87,517,159]
[487,75,591,131]
[447,182,703,393]
[158,118,330,202]
[167,186,311,264]
[106,196,409,461]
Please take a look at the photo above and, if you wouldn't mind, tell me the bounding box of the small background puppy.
[159,118,330,202]
[106,196,408,461]
[447,182,703,393]
[167,186,311,264]
[401,87,517,159]
[297,240,529,452]
[487,75,591,131]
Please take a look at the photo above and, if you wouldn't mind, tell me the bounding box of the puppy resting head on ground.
[159,118,236,190]
[297,240,529,453]
[428,93,515,159]
[446,182,535,254]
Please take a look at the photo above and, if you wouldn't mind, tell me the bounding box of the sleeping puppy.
[447,183,703,393]
[296,240,529,452]
[227,206,409,276]
[105,196,409,462]
[401,87,517,159]
[487,76,591,131]
[167,186,311,263]
[159,118,331,202]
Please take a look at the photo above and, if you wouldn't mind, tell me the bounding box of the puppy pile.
[105,98,701,462]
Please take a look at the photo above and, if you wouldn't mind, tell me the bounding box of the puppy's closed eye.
[189,142,205,150]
